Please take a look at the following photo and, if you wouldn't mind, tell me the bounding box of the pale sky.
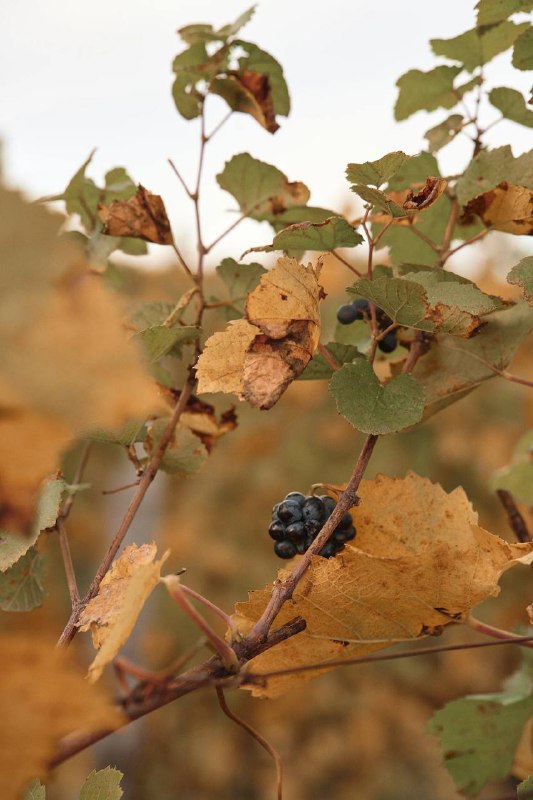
[2,0,532,271]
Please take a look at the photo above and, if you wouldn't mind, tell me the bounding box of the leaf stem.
[466,614,533,647]
[497,489,532,543]
[57,518,80,607]
[216,688,283,800]
[331,250,363,277]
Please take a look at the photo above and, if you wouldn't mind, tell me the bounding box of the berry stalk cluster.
[337,298,398,353]
[269,492,356,559]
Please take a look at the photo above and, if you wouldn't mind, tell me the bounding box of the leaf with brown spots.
[463,182,533,235]
[98,185,173,245]
[210,69,280,133]
[403,177,448,210]
[232,473,533,698]
[196,257,322,409]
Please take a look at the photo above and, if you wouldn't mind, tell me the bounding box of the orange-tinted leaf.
[403,177,447,210]
[98,185,173,245]
[464,182,533,235]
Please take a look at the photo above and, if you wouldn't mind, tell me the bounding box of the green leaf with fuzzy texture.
[424,114,464,153]
[489,86,533,126]
[217,258,266,300]
[0,477,66,571]
[431,21,529,72]
[0,548,46,611]
[394,66,462,120]
[456,146,533,205]
[513,26,533,69]
[178,7,255,44]
[518,775,533,799]
[216,153,309,222]
[146,420,207,476]
[133,325,199,363]
[413,300,533,417]
[249,217,364,253]
[329,361,425,434]
[508,257,533,303]
[346,152,410,187]
[87,420,147,446]
[477,0,533,25]
[234,40,290,117]
[428,693,533,796]
[23,781,45,800]
[299,344,362,380]
[80,767,124,800]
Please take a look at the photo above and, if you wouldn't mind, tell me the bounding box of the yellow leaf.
[0,634,122,800]
[196,257,322,409]
[464,182,533,234]
[78,543,170,683]
[233,472,533,698]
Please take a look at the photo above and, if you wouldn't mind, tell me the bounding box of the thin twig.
[331,250,363,277]
[57,518,80,606]
[102,479,140,496]
[193,108,207,280]
[205,109,233,142]
[496,370,533,389]
[497,489,532,543]
[57,377,195,647]
[317,343,341,372]
[216,688,283,800]
[171,242,194,281]
[445,227,489,258]
[60,442,92,521]
[467,614,533,647]
[168,158,193,198]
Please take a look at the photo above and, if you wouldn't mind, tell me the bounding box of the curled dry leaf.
[177,395,237,453]
[98,185,173,245]
[0,634,122,799]
[463,182,533,235]
[371,178,447,225]
[232,472,533,698]
[211,70,280,133]
[196,257,322,409]
[78,543,169,683]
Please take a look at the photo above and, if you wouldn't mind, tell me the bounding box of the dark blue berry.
[378,332,397,353]
[302,496,325,522]
[334,525,356,542]
[286,521,306,541]
[268,520,286,540]
[277,501,303,524]
[296,539,308,554]
[319,495,336,517]
[336,303,360,325]
[319,541,338,558]
[352,299,370,312]
[305,518,322,536]
[284,492,306,505]
[337,512,354,530]
[274,540,297,559]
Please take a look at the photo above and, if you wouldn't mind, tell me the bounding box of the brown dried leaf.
[211,71,279,133]
[78,543,169,682]
[178,395,237,453]
[98,185,173,245]
[196,258,322,409]
[403,177,448,210]
[233,472,533,698]
[464,182,533,235]
[0,634,122,799]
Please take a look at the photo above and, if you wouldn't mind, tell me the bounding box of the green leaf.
[403,268,503,316]
[513,26,533,69]
[216,258,266,316]
[80,767,124,800]
[0,548,46,611]
[87,419,147,446]
[250,217,364,253]
[394,66,462,121]
[413,300,533,417]
[268,205,339,230]
[424,114,464,153]
[23,780,45,800]
[130,301,175,329]
[133,325,200,362]
[216,153,309,220]
[329,361,425,435]
[147,420,207,476]
[0,477,66,571]
[351,186,408,217]
[178,7,255,45]
[518,775,533,799]
[299,344,361,380]
[428,693,533,796]
[489,86,533,127]
[172,42,225,120]
[508,257,533,303]
[431,21,529,72]
[387,151,441,190]
[477,0,533,25]
[345,152,410,187]
[456,146,533,205]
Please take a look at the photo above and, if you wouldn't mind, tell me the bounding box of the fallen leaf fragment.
[232,472,533,697]
[196,257,322,409]
[0,634,122,800]
[78,543,169,682]
[98,185,173,244]
[463,182,533,235]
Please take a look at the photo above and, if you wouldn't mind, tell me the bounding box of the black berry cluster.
[269,492,356,559]
[336,298,398,353]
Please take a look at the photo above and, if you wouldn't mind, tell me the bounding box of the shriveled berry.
[378,331,398,353]
[268,520,286,540]
[274,540,297,559]
[278,500,303,524]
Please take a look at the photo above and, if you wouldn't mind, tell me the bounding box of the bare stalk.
[497,489,531,543]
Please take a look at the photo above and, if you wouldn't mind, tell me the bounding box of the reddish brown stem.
[497,489,531,543]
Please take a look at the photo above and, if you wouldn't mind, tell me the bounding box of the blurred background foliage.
[5,251,532,800]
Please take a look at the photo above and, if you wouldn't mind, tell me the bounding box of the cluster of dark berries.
[269,492,356,559]
[336,298,398,353]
